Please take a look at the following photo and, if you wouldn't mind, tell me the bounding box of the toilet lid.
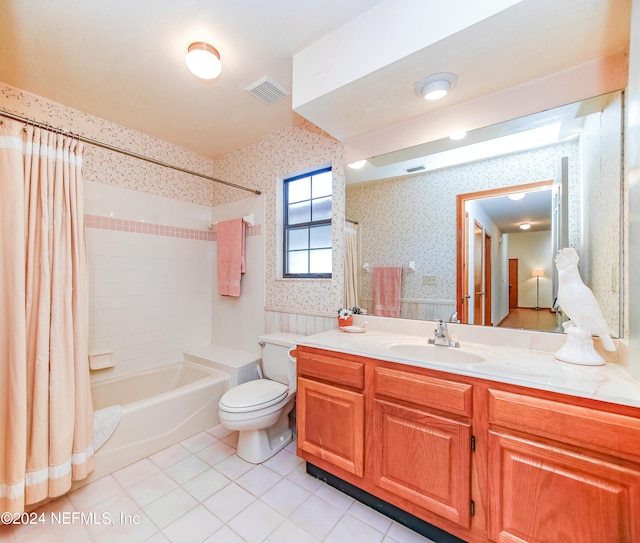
[219,379,288,413]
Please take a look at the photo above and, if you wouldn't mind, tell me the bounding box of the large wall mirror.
[345,91,623,337]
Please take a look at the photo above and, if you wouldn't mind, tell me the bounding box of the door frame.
[456,180,553,322]
[473,221,484,325]
[484,232,492,326]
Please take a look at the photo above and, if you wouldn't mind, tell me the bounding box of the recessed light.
[414,73,458,101]
[509,193,526,201]
[422,80,450,100]
[520,223,531,230]
[449,131,467,141]
[347,160,367,169]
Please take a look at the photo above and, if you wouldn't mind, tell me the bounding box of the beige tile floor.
[0,425,435,543]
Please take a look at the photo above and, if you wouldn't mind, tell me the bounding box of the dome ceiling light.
[185,42,222,80]
[414,72,458,101]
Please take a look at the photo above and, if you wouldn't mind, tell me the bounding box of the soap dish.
[340,321,368,333]
[89,352,115,370]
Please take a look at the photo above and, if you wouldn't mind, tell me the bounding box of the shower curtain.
[0,119,93,513]
[344,221,360,308]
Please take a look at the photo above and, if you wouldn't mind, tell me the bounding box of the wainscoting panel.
[359,298,456,322]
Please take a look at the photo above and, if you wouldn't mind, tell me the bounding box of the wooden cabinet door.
[371,399,471,527]
[488,431,640,543]
[297,376,365,477]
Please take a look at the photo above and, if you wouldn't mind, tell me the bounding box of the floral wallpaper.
[347,141,581,308]
[213,119,346,315]
[0,83,214,205]
[582,92,624,336]
[347,128,622,335]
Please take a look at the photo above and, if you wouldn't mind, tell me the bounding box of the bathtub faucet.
[428,320,460,348]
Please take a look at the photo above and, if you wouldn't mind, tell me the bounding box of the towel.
[217,218,246,296]
[93,405,122,451]
[373,266,402,317]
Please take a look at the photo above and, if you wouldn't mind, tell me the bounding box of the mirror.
[345,91,623,337]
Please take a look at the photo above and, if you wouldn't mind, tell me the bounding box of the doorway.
[508,258,518,309]
[456,180,553,326]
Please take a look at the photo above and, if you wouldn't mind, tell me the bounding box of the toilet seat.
[219,379,288,413]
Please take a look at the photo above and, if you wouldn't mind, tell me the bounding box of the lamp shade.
[186,42,222,80]
[531,269,544,278]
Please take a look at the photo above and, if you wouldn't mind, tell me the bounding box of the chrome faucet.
[428,320,460,347]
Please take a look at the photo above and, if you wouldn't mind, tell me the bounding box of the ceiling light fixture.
[509,193,526,201]
[414,72,458,101]
[185,42,222,80]
[519,223,531,230]
[347,160,367,169]
[449,131,467,141]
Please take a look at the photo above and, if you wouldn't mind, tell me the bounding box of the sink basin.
[387,342,485,364]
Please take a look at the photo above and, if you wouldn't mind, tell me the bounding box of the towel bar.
[209,213,254,229]
[362,261,415,273]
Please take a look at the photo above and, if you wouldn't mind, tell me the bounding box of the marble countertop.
[296,317,640,409]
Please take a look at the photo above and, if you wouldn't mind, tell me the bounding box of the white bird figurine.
[555,248,615,352]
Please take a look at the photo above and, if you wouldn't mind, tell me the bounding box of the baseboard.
[306,463,467,543]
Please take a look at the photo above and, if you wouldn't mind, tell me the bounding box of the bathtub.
[76,361,229,488]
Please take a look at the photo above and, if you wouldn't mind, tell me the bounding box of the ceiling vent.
[245,76,289,105]
[406,165,426,173]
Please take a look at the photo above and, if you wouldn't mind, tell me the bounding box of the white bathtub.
[76,362,229,488]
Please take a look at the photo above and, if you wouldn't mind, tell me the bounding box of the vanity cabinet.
[295,345,640,543]
[487,389,640,543]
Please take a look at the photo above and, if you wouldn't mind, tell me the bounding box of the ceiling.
[475,189,552,234]
[0,0,631,161]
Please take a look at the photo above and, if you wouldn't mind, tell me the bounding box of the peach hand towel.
[217,218,246,297]
[373,266,402,317]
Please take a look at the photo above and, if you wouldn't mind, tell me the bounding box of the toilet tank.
[259,333,304,388]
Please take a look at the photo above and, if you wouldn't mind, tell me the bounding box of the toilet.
[218,333,303,464]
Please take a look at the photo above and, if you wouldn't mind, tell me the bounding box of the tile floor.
[0,425,436,543]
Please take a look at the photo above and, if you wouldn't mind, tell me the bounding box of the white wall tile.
[87,186,214,381]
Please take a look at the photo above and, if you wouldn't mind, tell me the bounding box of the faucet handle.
[430,319,460,347]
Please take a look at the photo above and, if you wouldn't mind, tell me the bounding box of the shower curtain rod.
[0,109,261,195]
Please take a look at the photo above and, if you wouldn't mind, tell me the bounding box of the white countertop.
[296,318,640,409]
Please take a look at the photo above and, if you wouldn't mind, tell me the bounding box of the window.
[283,167,332,278]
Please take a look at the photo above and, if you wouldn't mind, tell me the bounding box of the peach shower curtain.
[0,119,93,513]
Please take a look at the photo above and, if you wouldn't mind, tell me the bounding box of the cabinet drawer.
[297,349,365,390]
[489,389,640,460]
[374,367,472,417]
